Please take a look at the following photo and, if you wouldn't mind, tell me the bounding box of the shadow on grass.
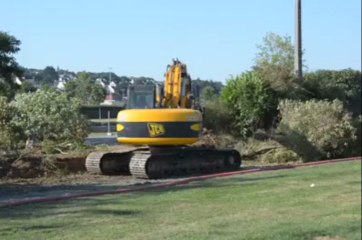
[0,182,136,202]
[0,223,66,235]
[0,197,140,220]
[89,208,140,216]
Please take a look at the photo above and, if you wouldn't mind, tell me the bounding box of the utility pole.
[294,0,303,80]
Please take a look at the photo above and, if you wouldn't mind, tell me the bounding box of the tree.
[203,99,234,134]
[303,69,362,116]
[254,33,300,97]
[17,81,37,94]
[221,72,278,138]
[0,97,24,150]
[0,31,23,99]
[10,89,89,150]
[64,72,106,105]
[35,66,58,86]
[201,85,216,103]
[193,78,223,94]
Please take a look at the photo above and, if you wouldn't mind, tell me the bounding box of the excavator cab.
[127,85,157,109]
[126,59,197,110]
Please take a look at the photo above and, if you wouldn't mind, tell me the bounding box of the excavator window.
[127,85,156,109]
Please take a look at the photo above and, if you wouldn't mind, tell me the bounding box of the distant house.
[55,73,77,90]
[96,78,106,87]
[57,80,66,90]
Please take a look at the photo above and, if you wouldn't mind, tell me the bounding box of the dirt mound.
[0,151,18,177]
[0,149,92,179]
[7,156,44,178]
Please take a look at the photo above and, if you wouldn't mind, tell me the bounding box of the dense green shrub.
[0,97,24,150]
[303,69,361,115]
[350,115,362,156]
[221,71,278,138]
[203,99,233,134]
[277,99,357,161]
[10,89,89,152]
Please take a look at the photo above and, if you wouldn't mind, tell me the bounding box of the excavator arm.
[162,59,193,109]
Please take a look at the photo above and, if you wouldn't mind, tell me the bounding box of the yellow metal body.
[117,109,202,123]
[117,137,199,146]
[117,109,202,145]
[162,61,192,108]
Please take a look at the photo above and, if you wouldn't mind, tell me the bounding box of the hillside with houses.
[18,66,223,104]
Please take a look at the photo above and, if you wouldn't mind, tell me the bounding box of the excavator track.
[85,147,148,175]
[129,147,242,179]
[129,151,150,178]
[85,151,106,174]
[86,146,241,179]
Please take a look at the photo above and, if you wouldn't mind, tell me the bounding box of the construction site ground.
[0,134,243,203]
[0,171,174,205]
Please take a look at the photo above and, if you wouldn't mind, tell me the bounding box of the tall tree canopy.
[0,31,23,99]
[35,66,59,86]
[303,69,362,116]
[64,72,106,105]
[254,33,300,97]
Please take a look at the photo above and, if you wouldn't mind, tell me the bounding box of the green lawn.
[0,161,361,240]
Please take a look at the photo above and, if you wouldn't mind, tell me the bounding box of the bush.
[221,71,278,138]
[277,99,357,161]
[350,115,362,156]
[303,69,361,116]
[10,89,89,152]
[203,99,234,133]
[0,97,24,150]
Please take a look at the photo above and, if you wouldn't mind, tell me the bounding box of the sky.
[1,0,361,82]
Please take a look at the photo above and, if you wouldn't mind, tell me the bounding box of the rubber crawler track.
[1,156,360,208]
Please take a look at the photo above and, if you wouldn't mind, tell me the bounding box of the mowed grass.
[0,161,360,240]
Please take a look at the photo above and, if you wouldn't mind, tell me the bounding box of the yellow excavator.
[85,59,241,179]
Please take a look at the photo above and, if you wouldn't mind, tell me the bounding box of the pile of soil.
[7,156,44,178]
[0,149,91,179]
[0,151,18,178]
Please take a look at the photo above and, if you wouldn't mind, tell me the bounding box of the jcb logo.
[147,123,165,137]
